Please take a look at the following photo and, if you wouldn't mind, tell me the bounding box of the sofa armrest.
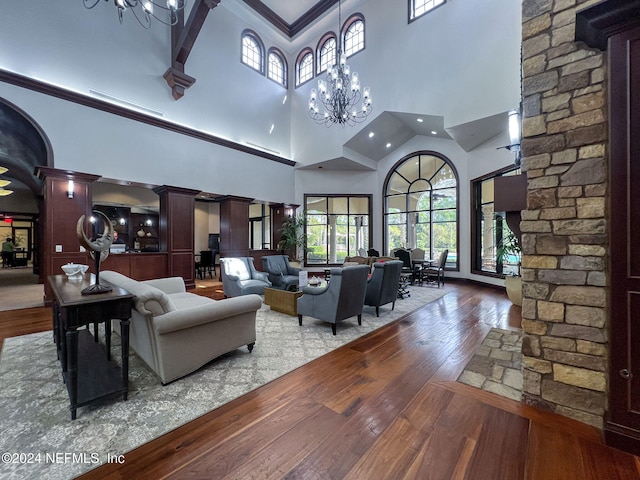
[253,271,271,284]
[225,273,240,281]
[143,277,186,295]
[153,294,262,335]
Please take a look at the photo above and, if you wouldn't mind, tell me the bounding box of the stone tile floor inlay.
[457,328,523,401]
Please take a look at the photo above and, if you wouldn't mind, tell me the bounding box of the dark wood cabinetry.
[577,0,640,456]
[607,23,640,455]
[218,196,252,258]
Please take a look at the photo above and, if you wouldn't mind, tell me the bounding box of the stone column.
[520,0,608,429]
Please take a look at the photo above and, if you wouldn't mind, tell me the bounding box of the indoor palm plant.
[277,213,307,264]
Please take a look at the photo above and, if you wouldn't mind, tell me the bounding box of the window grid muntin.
[384,153,458,268]
[267,49,286,87]
[305,195,371,266]
[297,50,314,87]
[410,0,446,21]
[241,32,263,73]
[318,36,337,74]
[344,19,364,57]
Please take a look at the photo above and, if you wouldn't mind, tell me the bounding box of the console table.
[48,274,134,420]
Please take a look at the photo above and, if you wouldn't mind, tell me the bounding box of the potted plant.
[277,213,307,266]
[496,229,522,306]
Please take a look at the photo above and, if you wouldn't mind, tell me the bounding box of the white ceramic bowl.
[61,263,89,276]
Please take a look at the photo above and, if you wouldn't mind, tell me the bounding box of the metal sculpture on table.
[76,210,113,295]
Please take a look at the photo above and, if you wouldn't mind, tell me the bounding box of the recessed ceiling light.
[431,130,437,135]
[416,118,424,123]
[368,132,375,138]
[386,143,392,148]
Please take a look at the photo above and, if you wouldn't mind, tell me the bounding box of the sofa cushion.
[169,292,215,310]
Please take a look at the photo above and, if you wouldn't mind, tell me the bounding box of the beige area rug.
[0,284,450,480]
[457,327,523,401]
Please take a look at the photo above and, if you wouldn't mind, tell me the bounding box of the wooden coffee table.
[263,287,303,316]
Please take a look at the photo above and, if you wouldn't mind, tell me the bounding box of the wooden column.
[218,196,253,258]
[154,185,200,289]
[36,167,101,303]
[270,203,299,253]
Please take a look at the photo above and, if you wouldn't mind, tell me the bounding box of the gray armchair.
[364,260,403,316]
[297,265,369,335]
[262,255,301,289]
[220,257,271,297]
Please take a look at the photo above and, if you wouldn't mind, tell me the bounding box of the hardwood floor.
[2,283,639,479]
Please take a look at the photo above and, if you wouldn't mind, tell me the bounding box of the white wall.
[289,0,522,165]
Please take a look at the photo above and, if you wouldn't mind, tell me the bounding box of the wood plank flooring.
[2,282,639,479]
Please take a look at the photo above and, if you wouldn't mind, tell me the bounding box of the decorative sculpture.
[76,210,113,295]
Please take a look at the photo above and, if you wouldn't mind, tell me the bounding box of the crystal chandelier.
[82,0,185,28]
[308,0,372,127]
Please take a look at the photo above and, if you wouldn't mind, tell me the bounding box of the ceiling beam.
[164,0,220,100]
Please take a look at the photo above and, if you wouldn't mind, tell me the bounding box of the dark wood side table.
[48,274,134,420]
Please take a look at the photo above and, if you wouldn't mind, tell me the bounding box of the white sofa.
[101,270,262,384]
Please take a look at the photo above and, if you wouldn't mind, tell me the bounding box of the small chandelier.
[308,0,372,127]
[82,0,185,28]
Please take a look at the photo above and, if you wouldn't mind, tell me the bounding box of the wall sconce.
[67,180,74,198]
[119,218,126,226]
[498,109,522,167]
[145,218,153,226]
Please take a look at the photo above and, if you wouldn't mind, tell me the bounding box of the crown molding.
[0,69,295,167]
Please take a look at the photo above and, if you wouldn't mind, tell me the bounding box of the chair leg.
[332,323,337,335]
[357,314,362,325]
[298,315,303,326]
[247,342,255,353]
[375,306,379,317]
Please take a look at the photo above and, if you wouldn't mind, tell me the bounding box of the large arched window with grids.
[342,14,365,57]
[241,30,264,73]
[267,47,287,87]
[317,33,337,74]
[384,151,458,269]
[296,48,314,87]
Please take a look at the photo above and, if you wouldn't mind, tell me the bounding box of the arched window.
[384,152,458,269]
[343,14,365,57]
[409,0,446,22]
[296,48,314,87]
[317,33,337,74]
[267,48,287,87]
[241,30,264,73]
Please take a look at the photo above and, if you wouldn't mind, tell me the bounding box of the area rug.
[457,327,523,401]
[0,285,449,480]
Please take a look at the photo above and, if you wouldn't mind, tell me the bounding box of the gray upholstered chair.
[364,260,403,316]
[261,255,301,290]
[297,265,370,335]
[220,257,271,297]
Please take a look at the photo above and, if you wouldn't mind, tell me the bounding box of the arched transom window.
[384,152,458,268]
[343,16,365,57]
[241,31,264,73]
[267,48,287,87]
[296,49,314,87]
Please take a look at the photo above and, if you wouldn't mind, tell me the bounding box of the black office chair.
[393,248,414,298]
[196,250,215,280]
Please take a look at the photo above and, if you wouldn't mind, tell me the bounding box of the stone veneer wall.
[520,0,609,429]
